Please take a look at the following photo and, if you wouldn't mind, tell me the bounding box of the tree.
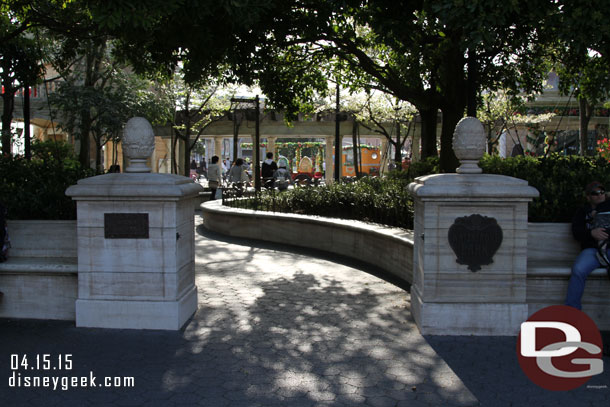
[50,37,109,168]
[556,57,609,155]
[162,74,234,177]
[3,0,116,164]
[84,0,557,172]
[49,38,172,170]
[0,16,44,156]
[340,91,416,168]
[227,0,554,172]
[553,1,610,155]
[86,0,279,82]
[479,91,558,157]
[1,1,87,44]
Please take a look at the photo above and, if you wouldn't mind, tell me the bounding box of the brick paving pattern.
[1,215,609,406]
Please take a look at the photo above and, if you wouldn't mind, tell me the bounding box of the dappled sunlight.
[160,369,192,392]
[0,220,478,406]
[182,222,478,405]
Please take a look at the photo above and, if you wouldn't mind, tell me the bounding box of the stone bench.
[0,220,77,320]
[527,223,610,329]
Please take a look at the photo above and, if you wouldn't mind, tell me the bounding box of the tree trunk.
[1,86,15,156]
[183,114,193,177]
[352,119,359,178]
[438,39,467,173]
[112,137,117,168]
[171,130,179,174]
[334,85,341,181]
[78,110,92,168]
[24,85,31,160]
[233,112,241,163]
[394,121,402,165]
[1,72,17,156]
[439,106,463,173]
[419,107,438,159]
[184,136,191,177]
[579,97,593,156]
[79,53,95,168]
[95,137,102,172]
[466,51,478,117]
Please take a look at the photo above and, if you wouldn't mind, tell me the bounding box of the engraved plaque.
[104,213,149,239]
[448,214,503,272]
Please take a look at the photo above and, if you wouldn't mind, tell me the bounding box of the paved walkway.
[1,214,609,406]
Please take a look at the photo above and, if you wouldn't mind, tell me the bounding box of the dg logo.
[517,305,604,391]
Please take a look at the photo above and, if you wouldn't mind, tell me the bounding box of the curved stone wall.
[200,200,415,285]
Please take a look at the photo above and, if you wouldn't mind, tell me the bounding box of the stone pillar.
[325,136,334,183]
[66,117,203,330]
[214,136,223,159]
[204,138,211,164]
[411,130,421,162]
[380,138,389,174]
[163,138,173,173]
[267,137,277,159]
[408,117,538,335]
[251,134,260,166]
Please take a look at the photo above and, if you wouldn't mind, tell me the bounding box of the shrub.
[228,153,610,227]
[389,154,610,222]
[480,154,610,222]
[253,177,414,229]
[0,141,96,220]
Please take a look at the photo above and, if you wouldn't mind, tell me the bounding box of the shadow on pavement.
[425,332,610,406]
[196,223,411,292]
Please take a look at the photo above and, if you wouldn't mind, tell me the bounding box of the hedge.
[0,141,96,220]
[233,153,610,228]
[406,154,610,222]
[242,176,414,229]
[480,154,610,222]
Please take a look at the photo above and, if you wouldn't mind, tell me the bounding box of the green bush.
[0,141,96,220]
[390,153,610,222]
[230,153,610,228]
[389,154,610,222]
[255,176,414,229]
[480,154,610,222]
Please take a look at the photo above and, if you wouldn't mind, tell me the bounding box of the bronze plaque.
[104,213,149,239]
[447,214,503,272]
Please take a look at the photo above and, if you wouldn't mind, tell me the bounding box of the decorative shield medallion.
[447,214,503,272]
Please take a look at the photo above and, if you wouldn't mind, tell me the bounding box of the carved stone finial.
[452,117,486,174]
[122,117,155,173]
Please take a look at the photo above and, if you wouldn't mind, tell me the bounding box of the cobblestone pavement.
[1,215,609,406]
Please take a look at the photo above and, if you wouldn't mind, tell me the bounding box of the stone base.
[411,288,527,336]
[0,270,77,320]
[75,286,197,330]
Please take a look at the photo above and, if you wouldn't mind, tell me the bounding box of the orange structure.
[342,146,381,177]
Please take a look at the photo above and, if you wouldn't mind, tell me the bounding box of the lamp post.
[334,84,341,181]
